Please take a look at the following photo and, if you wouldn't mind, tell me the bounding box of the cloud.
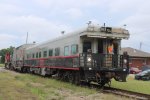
[120,13,150,52]
[121,14,150,30]
[0,0,150,53]
[65,8,83,19]
[0,3,21,15]
[108,0,143,13]
[33,0,103,8]
[0,15,73,48]
[106,0,150,52]
[0,34,18,41]
[0,34,19,49]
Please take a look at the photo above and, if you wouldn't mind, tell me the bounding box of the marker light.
[87,57,91,62]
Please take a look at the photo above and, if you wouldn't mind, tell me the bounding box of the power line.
[26,32,28,44]
[139,42,142,50]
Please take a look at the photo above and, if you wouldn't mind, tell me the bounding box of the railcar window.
[83,42,91,52]
[32,53,35,58]
[36,52,38,58]
[27,54,30,59]
[55,48,60,56]
[49,49,53,56]
[29,54,31,58]
[64,46,69,56]
[71,44,78,54]
[43,51,47,57]
[39,52,41,58]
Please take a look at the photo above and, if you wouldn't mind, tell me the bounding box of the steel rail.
[102,86,150,100]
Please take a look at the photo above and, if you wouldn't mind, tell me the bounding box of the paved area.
[0,67,20,75]
[0,67,4,71]
[0,67,7,72]
[129,74,135,78]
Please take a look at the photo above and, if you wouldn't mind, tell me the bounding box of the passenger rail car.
[5,25,130,86]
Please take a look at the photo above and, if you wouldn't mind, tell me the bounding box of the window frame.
[64,46,69,56]
[71,44,78,55]
[36,52,38,58]
[32,53,35,58]
[27,54,30,59]
[39,52,41,58]
[43,50,47,58]
[49,49,53,56]
[55,48,60,56]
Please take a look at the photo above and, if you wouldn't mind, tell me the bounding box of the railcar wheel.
[62,71,69,82]
[105,79,111,87]
[5,63,9,69]
[40,68,46,76]
[9,63,14,70]
[27,68,31,73]
[98,78,110,87]
[68,71,75,83]
[74,72,80,85]
[57,70,64,80]
[21,67,27,73]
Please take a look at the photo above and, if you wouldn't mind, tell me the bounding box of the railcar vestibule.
[81,37,120,54]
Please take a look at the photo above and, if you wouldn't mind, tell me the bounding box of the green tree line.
[0,46,14,63]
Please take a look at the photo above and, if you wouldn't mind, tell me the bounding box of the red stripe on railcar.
[27,55,79,60]
[24,65,80,70]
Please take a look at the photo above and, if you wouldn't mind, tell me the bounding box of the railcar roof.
[26,25,129,50]
[26,26,86,50]
[16,43,36,50]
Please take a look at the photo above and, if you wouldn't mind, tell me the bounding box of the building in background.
[121,47,150,69]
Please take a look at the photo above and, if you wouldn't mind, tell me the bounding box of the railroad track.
[86,82,150,100]
[102,86,150,100]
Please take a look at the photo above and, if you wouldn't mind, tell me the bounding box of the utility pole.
[26,32,28,44]
[139,42,142,50]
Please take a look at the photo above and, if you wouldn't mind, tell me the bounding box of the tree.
[0,46,14,63]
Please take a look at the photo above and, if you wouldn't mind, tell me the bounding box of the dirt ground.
[0,67,19,75]
[0,67,5,72]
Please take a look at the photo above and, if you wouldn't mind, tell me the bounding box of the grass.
[111,74,150,95]
[0,70,130,100]
[0,64,4,67]
[0,67,149,99]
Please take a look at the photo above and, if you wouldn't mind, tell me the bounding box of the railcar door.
[83,41,91,53]
[113,41,119,54]
[98,39,103,53]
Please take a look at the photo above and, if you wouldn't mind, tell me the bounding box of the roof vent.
[134,49,136,53]
[87,21,92,26]
[61,31,65,35]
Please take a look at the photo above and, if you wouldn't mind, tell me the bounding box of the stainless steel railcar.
[6,25,130,86]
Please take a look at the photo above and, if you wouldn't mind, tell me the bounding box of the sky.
[0,0,150,52]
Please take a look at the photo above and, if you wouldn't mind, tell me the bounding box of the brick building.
[121,47,150,69]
